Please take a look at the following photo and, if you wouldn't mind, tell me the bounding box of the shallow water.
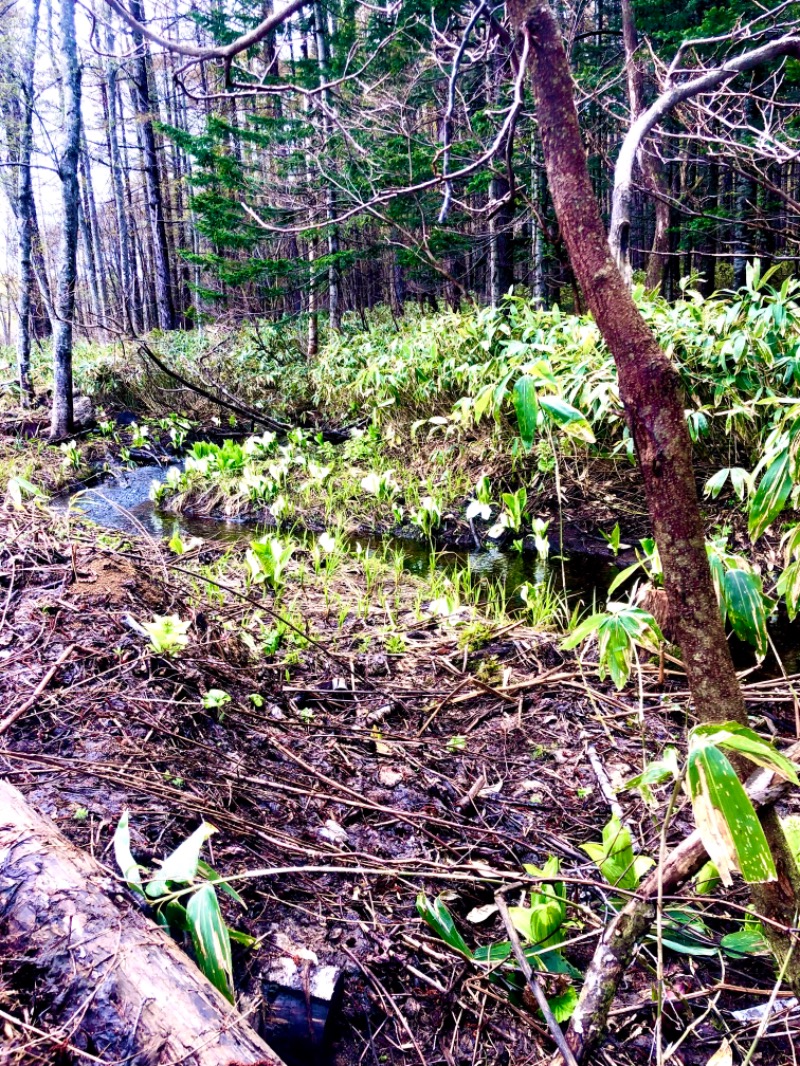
[55,463,616,598]
[55,463,800,679]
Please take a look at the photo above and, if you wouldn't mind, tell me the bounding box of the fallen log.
[563,739,800,1064]
[0,781,285,1066]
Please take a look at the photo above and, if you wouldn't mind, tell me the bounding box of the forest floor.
[2,454,800,1064]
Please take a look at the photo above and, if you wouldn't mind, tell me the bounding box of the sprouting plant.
[518,578,567,629]
[113,814,253,1002]
[466,498,492,522]
[310,530,341,573]
[384,632,407,654]
[446,735,466,752]
[270,493,289,520]
[168,528,204,555]
[530,518,550,558]
[246,536,294,589]
[561,599,663,689]
[97,419,115,436]
[411,495,442,537]
[488,486,527,538]
[474,474,492,505]
[600,522,627,557]
[500,486,527,532]
[416,856,580,1022]
[360,469,399,500]
[457,619,495,652]
[6,476,44,508]
[141,614,191,656]
[129,423,150,449]
[59,441,82,470]
[581,816,654,891]
[202,689,231,712]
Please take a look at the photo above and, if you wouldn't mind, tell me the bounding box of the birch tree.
[51,0,82,438]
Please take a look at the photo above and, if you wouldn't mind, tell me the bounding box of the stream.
[54,462,800,680]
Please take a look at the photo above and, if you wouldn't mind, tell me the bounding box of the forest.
[3,0,800,1064]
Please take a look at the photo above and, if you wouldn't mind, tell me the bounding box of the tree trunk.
[50,0,82,439]
[14,0,42,405]
[80,128,110,331]
[314,2,341,333]
[127,0,176,332]
[105,23,138,333]
[733,165,755,288]
[0,780,285,1065]
[508,0,800,1003]
[616,0,670,290]
[489,172,514,306]
[78,189,103,331]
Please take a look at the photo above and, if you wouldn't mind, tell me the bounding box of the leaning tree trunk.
[0,781,285,1065]
[50,0,82,439]
[14,0,42,405]
[507,0,800,1015]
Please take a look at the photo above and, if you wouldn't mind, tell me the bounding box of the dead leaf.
[706,1039,732,1066]
[466,903,498,923]
[378,766,403,788]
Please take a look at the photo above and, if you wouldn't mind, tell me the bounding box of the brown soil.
[0,504,798,1065]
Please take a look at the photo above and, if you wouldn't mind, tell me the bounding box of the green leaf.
[783,815,800,864]
[777,559,800,620]
[607,561,644,596]
[416,894,473,959]
[686,745,776,885]
[692,723,799,784]
[546,986,578,1023]
[581,816,645,891]
[626,747,680,795]
[113,812,144,895]
[197,859,246,906]
[720,927,769,957]
[749,448,792,541]
[474,941,513,964]
[146,822,217,898]
[539,396,596,442]
[513,376,538,452]
[694,861,721,896]
[722,569,769,656]
[560,613,604,650]
[186,884,234,1001]
[228,927,258,948]
[160,898,190,934]
[704,468,730,500]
